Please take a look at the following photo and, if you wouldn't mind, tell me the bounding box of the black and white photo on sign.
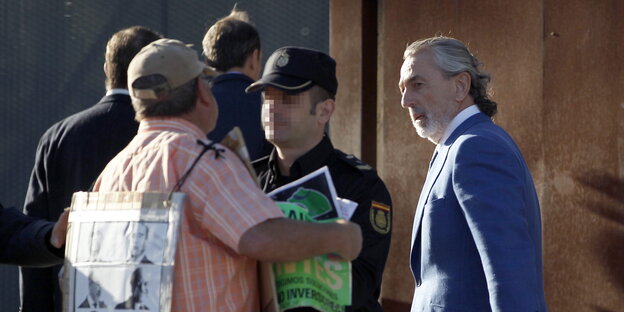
[76,222,167,264]
[77,270,107,310]
[115,267,152,310]
[76,222,106,262]
[127,222,152,264]
[74,266,160,311]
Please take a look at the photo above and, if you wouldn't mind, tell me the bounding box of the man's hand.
[239,217,363,262]
[333,219,362,261]
[50,209,69,249]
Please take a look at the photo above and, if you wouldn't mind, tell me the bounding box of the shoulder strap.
[166,140,224,202]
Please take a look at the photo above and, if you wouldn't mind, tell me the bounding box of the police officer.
[248,47,392,312]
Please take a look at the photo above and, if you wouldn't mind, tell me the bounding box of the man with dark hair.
[248,47,393,311]
[129,222,151,264]
[0,202,67,266]
[202,9,271,160]
[399,36,546,311]
[94,38,362,311]
[115,268,149,310]
[21,26,162,312]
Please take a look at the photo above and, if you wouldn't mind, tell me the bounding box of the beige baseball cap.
[127,38,216,100]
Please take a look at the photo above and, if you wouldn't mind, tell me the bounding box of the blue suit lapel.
[411,146,448,246]
[410,112,491,276]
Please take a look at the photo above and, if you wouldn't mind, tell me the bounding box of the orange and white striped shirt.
[95,118,283,312]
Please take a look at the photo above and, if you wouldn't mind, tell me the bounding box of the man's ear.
[248,48,261,79]
[252,49,260,67]
[316,98,335,123]
[196,78,214,108]
[454,71,471,102]
[103,62,109,79]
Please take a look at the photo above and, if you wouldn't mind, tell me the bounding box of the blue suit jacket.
[410,113,547,312]
[208,73,272,161]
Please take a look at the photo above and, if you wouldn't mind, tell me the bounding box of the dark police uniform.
[253,135,392,312]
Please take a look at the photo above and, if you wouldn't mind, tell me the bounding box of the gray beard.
[414,117,445,144]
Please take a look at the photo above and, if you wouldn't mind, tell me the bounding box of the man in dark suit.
[202,8,272,160]
[129,222,152,264]
[21,26,162,312]
[399,36,547,311]
[115,268,149,310]
[0,202,67,266]
[77,272,107,309]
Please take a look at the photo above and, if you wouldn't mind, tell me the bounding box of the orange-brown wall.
[330,0,624,311]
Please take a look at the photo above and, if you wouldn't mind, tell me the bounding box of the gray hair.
[404,37,497,117]
[131,76,198,121]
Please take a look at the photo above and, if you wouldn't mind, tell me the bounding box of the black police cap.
[246,46,337,95]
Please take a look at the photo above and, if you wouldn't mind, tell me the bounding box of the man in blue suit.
[398,37,547,311]
[202,8,272,160]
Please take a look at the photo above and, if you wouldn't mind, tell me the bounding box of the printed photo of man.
[129,223,152,264]
[115,268,150,310]
[78,272,107,310]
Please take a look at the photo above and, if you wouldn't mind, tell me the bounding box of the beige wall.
[330,0,624,311]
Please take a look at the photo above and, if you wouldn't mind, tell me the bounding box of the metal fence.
[0,0,328,309]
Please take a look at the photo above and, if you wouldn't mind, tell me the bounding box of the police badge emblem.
[276,50,289,68]
[370,201,391,234]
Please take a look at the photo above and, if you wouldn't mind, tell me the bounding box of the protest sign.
[268,168,353,311]
[61,191,184,312]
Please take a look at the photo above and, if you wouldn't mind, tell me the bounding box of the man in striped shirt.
[94,38,362,312]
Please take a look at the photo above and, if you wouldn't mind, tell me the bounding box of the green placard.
[274,202,351,312]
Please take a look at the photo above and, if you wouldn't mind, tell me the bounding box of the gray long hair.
[404,37,497,117]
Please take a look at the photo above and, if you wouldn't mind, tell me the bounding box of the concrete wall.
[330,0,624,311]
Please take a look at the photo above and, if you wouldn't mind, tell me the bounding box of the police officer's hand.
[334,219,362,261]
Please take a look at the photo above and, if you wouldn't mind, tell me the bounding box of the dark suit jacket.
[78,297,106,309]
[21,93,138,312]
[115,297,148,310]
[0,203,62,266]
[207,73,272,161]
[139,255,152,264]
[410,113,547,311]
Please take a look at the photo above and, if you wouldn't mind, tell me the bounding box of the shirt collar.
[268,135,334,180]
[105,88,130,96]
[214,72,254,84]
[438,105,480,148]
[138,117,207,141]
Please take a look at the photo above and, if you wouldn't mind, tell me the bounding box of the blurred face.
[88,278,102,300]
[131,223,148,258]
[261,87,320,148]
[90,227,102,258]
[399,50,458,144]
[132,272,149,300]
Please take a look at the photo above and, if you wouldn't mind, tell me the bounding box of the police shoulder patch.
[370,201,391,234]
[342,154,373,171]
